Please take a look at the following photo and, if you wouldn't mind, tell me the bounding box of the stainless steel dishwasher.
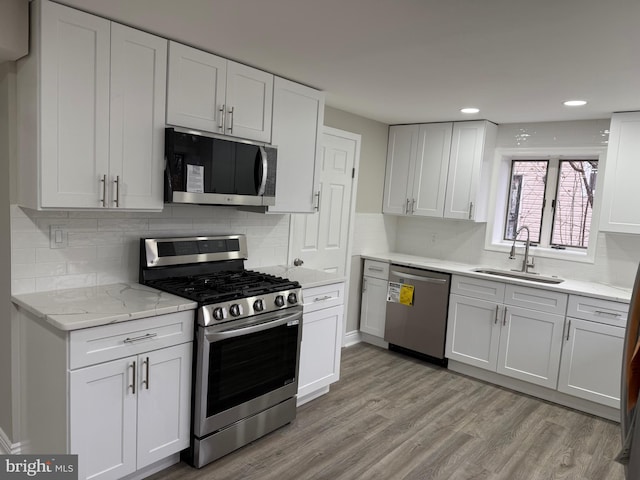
[384,265,451,365]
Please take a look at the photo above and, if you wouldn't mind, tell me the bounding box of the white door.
[40,0,110,208]
[166,41,227,134]
[289,129,359,275]
[109,24,166,210]
[225,61,273,142]
[382,124,418,215]
[360,276,388,337]
[412,123,452,217]
[496,306,564,388]
[557,318,624,408]
[69,357,137,480]
[137,343,192,468]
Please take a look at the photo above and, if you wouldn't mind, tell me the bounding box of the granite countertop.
[12,283,197,331]
[257,265,346,289]
[362,252,633,303]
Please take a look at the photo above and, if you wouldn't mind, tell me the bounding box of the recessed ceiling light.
[563,100,587,107]
[460,107,480,114]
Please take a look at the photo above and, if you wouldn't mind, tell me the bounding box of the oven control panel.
[199,288,302,326]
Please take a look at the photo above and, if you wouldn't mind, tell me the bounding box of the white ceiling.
[58,0,640,125]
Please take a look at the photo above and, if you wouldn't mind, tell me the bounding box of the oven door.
[194,307,302,438]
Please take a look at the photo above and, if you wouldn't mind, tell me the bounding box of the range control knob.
[229,304,242,317]
[275,295,285,307]
[212,307,225,321]
[253,299,265,312]
[287,292,298,304]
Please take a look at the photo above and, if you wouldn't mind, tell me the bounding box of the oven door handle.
[205,312,300,341]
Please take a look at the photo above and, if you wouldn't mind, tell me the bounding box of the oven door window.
[206,321,299,417]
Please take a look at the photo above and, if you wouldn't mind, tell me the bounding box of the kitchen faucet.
[509,226,535,273]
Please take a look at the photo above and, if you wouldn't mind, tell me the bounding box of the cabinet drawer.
[69,311,194,369]
[504,284,568,315]
[567,295,629,327]
[302,282,345,313]
[451,274,505,302]
[363,260,389,280]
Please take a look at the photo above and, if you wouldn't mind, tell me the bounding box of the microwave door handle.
[257,146,268,196]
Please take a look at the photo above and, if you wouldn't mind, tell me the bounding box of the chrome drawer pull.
[314,295,333,302]
[594,310,622,317]
[368,266,384,272]
[123,333,158,344]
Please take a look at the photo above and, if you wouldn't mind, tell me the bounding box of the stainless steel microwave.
[164,127,277,207]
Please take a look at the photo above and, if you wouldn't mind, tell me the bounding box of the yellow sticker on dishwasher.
[399,284,414,306]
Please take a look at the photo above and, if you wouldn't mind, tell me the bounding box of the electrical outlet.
[49,225,68,249]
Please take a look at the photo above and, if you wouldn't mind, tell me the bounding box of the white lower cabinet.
[557,296,627,408]
[359,260,390,339]
[19,309,194,480]
[446,275,567,389]
[70,343,192,480]
[297,282,344,404]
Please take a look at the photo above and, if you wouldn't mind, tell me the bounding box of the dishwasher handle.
[390,270,448,284]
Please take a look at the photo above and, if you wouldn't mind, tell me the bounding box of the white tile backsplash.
[10,204,291,294]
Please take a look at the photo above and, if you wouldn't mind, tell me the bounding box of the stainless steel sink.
[472,268,564,284]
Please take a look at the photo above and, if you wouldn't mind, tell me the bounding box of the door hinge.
[352,168,355,179]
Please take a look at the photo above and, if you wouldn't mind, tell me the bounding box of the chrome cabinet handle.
[502,306,508,326]
[411,198,416,214]
[142,356,150,390]
[123,333,157,343]
[219,104,226,132]
[469,202,474,220]
[100,174,106,206]
[314,295,333,302]
[566,319,571,341]
[130,361,136,394]
[314,191,320,211]
[362,278,367,293]
[113,175,120,207]
[495,305,500,324]
[594,310,622,317]
[405,198,410,214]
[368,266,384,272]
[227,106,234,133]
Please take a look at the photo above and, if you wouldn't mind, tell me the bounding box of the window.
[504,158,598,249]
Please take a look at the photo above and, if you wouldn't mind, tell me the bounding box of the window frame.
[484,147,606,264]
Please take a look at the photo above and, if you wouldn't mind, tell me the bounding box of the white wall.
[395,120,640,288]
[11,205,290,294]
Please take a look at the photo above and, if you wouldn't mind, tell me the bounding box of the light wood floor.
[150,343,625,480]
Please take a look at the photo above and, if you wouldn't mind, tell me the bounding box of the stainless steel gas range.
[139,235,302,468]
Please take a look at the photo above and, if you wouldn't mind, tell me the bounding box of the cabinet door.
[383,125,418,215]
[137,343,192,469]
[360,276,388,337]
[496,306,564,388]
[411,123,452,217]
[444,121,488,220]
[225,61,273,142]
[557,318,623,408]
[166,41,227,133]
[70,357,137,480]
[269,77,324,213]
[39,0,110,208]
[109,24,166,210]
[298,305,343,399]
[599,112,640,233]
[445,294,501,371]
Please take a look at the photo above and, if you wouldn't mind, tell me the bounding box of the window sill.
[485,241,596,264]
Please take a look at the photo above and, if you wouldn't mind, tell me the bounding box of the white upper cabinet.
[599,111,640,233]
[17,0,167,210]
[444,120,497,221]
[383,120,495,220]
[269,77,324,213]
[167,41,273,143]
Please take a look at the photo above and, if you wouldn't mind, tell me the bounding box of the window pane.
[504,160,547,243]
[551,160,598,248]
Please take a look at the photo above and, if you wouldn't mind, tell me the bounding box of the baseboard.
[343,330,362,347]
[0,427,22,454]
[359,332,389,349]
[120,453,180,480]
